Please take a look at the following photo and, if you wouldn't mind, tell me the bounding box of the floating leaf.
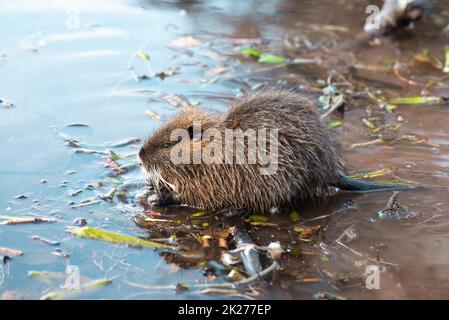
[0,247,23,256]
[0,217,57,225]
[144,109,161,120]
[328,121,343,128]
[228,269,246,281]
[258,53,285,64]
[293,225,321,242]
[28,271,65,279]
[444,46,449,73]
[362,118,377,129]
[136,50,150,62]
[191,211,207,217]
[109,150,121,161]
[240,46,262,58]
[40,279,112,300]
[67,227,174,249]
[170,36,202,48]
[414,50,443,69]
[289,211,300,222]
[31,235,60,246]
[249,221,278,227]
[388,96,442,105]
[384,104,397,113]
[240,47,285,64]
[349,168,390,180]
[245,215,269,222]
[366,91,384,103]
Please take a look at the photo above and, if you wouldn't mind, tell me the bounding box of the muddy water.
[1,0,449,299]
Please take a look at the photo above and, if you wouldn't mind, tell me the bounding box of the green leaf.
[289,211,300,222]
[249,221,278,227]
[67,227,174,249]
[136,50,150,62]
[240,46,262,58]
[109,150,121,161]
[443,45,449,73]
[384,104,397,113]
[191,211,207,217]
[328,121,343,128]
[240,47,285,64]
[40,279,112,300]
[349,168,389,179]
[388,96,442,105]
[28,271,65,279]
[362,118,376,129]
[366,91,384,103]
[245,215,269,222]
[258,53,285,64]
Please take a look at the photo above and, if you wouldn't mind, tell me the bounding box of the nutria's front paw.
[146,191,175,207]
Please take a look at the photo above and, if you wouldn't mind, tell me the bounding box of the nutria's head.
[138,107,221,200]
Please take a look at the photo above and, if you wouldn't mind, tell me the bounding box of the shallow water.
[1,0,449,299]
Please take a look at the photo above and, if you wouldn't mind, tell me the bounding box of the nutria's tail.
[334,175,417,193]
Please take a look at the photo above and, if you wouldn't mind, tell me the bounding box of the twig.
[321,96,345,120]
[349,138,383,149]
[392,62,419,86]
[122,261,280,292]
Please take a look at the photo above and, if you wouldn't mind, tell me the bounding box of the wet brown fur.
[138,89,346,214]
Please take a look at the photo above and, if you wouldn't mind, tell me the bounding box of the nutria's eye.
[163,142,172,148]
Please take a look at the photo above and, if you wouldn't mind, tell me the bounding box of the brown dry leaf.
[204,66,229,78]
[170,36,202,48]
[293,225,321,242]
[297,277,322,283]
[267,242,285,260]
[144,109,161,120]
[175,283,189,293]
[0,217,57,225]
[0,247,23,256]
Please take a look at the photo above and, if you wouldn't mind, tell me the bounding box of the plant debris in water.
[240,47,285,64]
[67,226,176,249]
[378,192,420,221]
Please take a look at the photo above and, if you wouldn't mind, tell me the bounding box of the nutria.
[138,89,413,214]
